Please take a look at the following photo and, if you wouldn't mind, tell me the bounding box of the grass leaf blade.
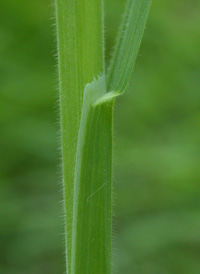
[106,0,152,93]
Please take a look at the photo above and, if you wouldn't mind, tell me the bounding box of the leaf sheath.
[72,76,113,274]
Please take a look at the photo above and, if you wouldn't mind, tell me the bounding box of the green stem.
[55,0,105,273]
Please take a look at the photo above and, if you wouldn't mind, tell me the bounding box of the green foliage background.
[1,0,200,273]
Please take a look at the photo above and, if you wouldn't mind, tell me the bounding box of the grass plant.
[55,0,151,273]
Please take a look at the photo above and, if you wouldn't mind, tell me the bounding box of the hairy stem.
[55,0,105,273]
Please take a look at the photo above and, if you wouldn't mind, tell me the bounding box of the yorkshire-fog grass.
[55,0,151,273]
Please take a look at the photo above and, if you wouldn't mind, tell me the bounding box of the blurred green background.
[1,0,200,273]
